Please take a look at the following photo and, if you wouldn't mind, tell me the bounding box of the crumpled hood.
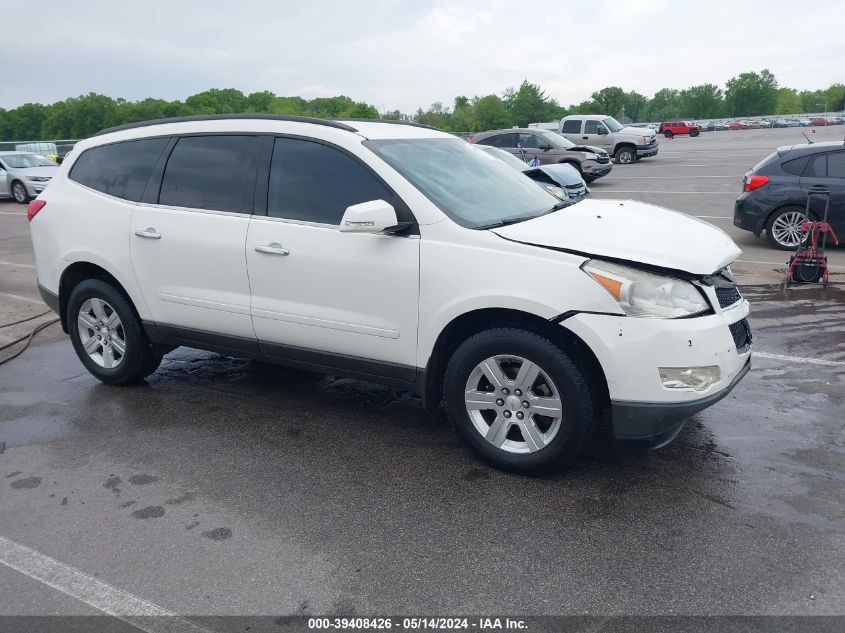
[569,144,608,155]
[491,199,741,275]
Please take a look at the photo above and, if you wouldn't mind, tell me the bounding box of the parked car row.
[691,116,843,131]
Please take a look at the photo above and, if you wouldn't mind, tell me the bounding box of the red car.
[809,117,830,126]
[658,120,701,138]
[728,120,748,130]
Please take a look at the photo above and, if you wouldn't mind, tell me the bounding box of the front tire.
[11,181,30,204]
[615,146,636,164]
[690,130,700,137]
[67,279,162,385]
[664,130,674,139]
[443,328,595,475]
[766,206,810,250]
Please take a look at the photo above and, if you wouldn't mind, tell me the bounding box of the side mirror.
[597,127,608,135]
[339,199,401,234]
[539,143,552,151]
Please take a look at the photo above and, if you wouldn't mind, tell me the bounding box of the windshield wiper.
[475,203,569,230]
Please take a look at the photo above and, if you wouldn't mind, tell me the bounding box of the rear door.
[245,136,420,376]
[130,134,260,339]
[800,150,845,234]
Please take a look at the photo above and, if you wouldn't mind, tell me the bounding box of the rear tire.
[443,328,595,475]
[766,206,811,250]
[67,279,162,385]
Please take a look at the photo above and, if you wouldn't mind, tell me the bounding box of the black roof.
[94,114,438,137]
[778,140,845,156]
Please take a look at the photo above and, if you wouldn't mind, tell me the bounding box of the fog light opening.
[659,366,721,391]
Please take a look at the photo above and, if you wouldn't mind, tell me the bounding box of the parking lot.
[1,126,844,628]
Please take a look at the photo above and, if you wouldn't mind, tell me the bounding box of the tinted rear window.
[781,155,810,176]
[828,151,845,178]
[751,152,778,173]
[561,120,581,133]
[159,135,257,213]
[69,138,169,201]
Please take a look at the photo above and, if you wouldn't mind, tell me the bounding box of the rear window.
[561,119,581,133]
[751,152,778,173]
[69,138,169,202]
[826,151,845,178]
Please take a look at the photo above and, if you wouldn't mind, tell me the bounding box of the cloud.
[0,0,842,112]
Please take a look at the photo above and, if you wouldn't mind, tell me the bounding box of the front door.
[581,119,609,149]
[246,137,419,378]
[800,149,845,236]
[130,134,260,339]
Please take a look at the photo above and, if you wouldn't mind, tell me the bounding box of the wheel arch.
[422,307,609,415]
[58,261,143,333]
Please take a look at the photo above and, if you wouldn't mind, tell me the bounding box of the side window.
[827,152,845,179]
[159,135,257,213]
[69,138,169,201]
[806,154,827,178]
[517,133,542,149]
[584,120,599,134]
[268,138,393,225]
[781,155,810,176]
[477,134,502,148]
[561,119,581,133]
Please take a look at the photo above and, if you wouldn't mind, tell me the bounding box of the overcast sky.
[2,0,843,112]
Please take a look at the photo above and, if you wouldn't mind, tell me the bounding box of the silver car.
[0,152,59,203]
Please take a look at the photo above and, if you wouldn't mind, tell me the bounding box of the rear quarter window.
[751,151,778,173]
[780,155,810,176]
[69,138,170,201]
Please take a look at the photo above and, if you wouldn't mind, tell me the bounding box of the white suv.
[28,115,751,474]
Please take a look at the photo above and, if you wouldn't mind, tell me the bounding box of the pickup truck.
[558,115,658,164]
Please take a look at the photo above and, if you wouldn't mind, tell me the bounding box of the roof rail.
[339,118,441,131]
[94,113,359,137]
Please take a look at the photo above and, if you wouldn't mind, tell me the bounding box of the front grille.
[595,155,610,164]
[715,286,742,308]
[729,318,752,352]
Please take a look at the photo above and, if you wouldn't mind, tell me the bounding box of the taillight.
[27,199,46,222]
[743,175,770,192]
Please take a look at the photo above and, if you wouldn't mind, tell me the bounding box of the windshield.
[540,131,575,149]
[478,145,530,171]
[365,138,558,229]
[602,117,624,132]
[2,153,57,168]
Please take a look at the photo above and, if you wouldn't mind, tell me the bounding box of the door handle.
[582,136,589,140]
[134,228,161,239]
[255,243,290,256]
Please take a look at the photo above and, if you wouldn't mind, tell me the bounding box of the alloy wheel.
[12,182,27,203]
[464,355,563,454]
[77,298,127,368]
[771,210,808,248]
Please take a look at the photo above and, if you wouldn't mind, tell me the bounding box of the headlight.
[581,152,597,160]
[541,184,566,200]
[642,136,652,144]
[582,259,710,318]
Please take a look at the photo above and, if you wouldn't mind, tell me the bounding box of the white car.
[28,115,751,474]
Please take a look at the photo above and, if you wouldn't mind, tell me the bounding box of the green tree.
[185,88,248,114]
[504,80,558,127]
[623,91,648,122]
[472,95,511,131]
[590,87,627,118]
[775,88,802,115]
[646,88,681,121]
[6,103,48,139]
[725,69,778,116]
[678,84,724,118]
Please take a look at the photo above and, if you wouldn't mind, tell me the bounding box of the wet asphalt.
[1,130,845,624]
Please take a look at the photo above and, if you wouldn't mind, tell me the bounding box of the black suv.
[734,142,845,249]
